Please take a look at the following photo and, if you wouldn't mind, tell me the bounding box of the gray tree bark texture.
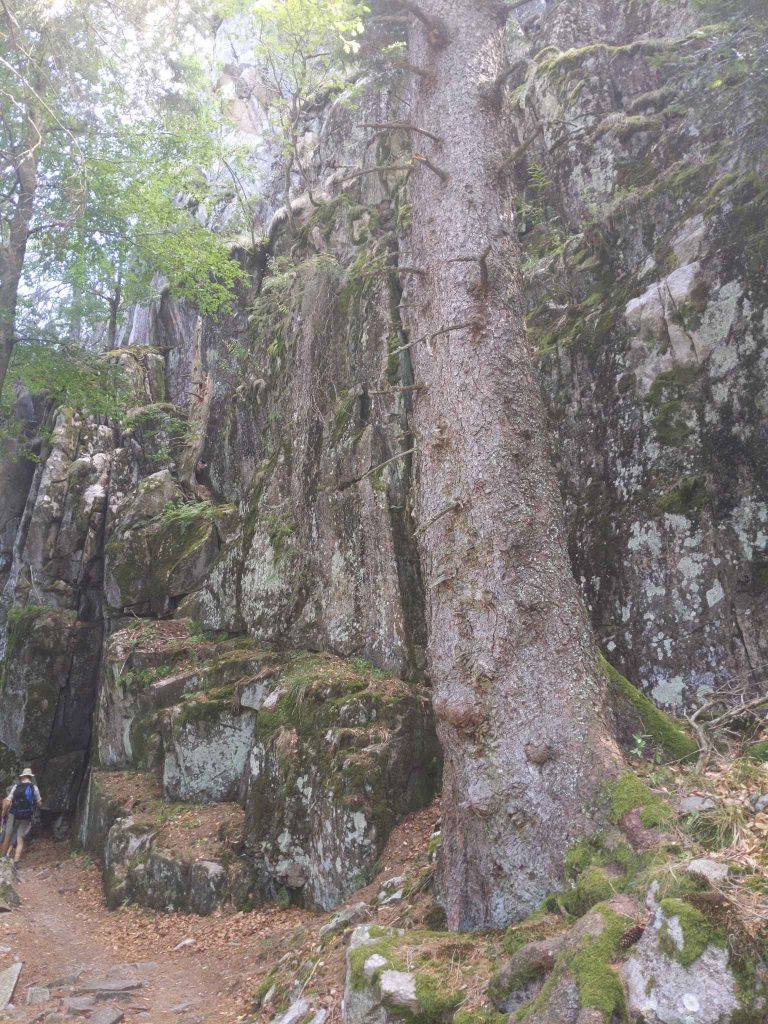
[399,0,624,930]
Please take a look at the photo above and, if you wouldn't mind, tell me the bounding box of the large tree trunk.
[0,107,41,397]
[400,0,624,930]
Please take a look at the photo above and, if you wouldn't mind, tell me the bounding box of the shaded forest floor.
[1,752,766,1024]
[0,803,441,1024]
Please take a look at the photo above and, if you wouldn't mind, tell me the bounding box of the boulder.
[622,898,740,1024]
[342,926,487,1024]
[0,963,22,1010]
[80,770,246,915]
[243,654,441,911]
[0,861,19,912]
[319,902,369,942]
[162,702,256,803]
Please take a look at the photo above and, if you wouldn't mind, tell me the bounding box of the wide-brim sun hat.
[19,768,35,779]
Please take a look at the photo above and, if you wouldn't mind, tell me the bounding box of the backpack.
[11,783,34,821]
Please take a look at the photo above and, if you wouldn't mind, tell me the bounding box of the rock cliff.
[0,0,764,960]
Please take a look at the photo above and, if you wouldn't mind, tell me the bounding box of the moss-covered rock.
[345,925,495,1024]
[104,471,222,614]
[601,656,698,763]
[78,769,247,915]
[622,896,740,1023]
[606,773,673,829]
[244,653,441,911]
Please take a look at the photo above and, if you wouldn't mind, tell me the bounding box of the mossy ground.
[606,773,674,827]
[349,929,497,1024]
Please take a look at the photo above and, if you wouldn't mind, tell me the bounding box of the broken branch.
[449,245,492,293]
[362,122,443,144]
[413,153,450,184]
[390,320,478,357]
[390,59,434,81]
[342,447,417,489]
[393,1,450,46]
[414,500,462,538]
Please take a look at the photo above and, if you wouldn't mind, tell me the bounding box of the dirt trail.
[0,806,439,1024]
[0,840,313,1024]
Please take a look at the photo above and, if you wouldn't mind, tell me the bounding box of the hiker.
[1,768,42,863]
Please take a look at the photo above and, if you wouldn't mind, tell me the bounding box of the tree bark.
[400,0,623,930]
[0,104,42,396]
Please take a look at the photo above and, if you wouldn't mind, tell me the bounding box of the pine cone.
[619,925,645,949]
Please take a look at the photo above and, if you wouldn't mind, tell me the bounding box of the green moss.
[251,970,278,1010]
[256,652,408,740]
[263,512,295,561]
[539,38,673,75]
[601,656,698,763]
[332,389,358,443]
[568,867,618,916]
[176,685,237,728]
[123,664,173,690]
[745,741,768,762]
[502,911,563,957]
[593,114,663,142]
[350,930,479,1023]
[3,604,48,662]
[412,972,466,1020]
[658,898,726,967]
[606,773,673,827]
[453,1012,506,1024]
[656,476,708,517]
[517,905,630,1022]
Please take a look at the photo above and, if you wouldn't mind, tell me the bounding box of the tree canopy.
[0,0,246,404]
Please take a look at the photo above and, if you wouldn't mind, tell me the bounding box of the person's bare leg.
[1,830,11,858]
[13,835,23,863]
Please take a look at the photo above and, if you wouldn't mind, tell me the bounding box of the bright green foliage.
[0,0,244,408]
[0,343,132,445]
[218,0,368,195]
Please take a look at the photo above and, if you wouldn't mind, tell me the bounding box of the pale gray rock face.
[620,891,744,1024]
[0,963,22,1010]
[524,1,768,706]
[623,935,739,1024]
[162,707,256,803]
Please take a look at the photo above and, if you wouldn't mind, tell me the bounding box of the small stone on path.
[678,795,717,814]
[0,963,22,1010]
[173,938,196,951]
[76,979,143,994]
[90,1007,125,1024]
[47,971,83,989]
[62,995,97,1013]
[25,987,50,1005]
[273,998,311,1024]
